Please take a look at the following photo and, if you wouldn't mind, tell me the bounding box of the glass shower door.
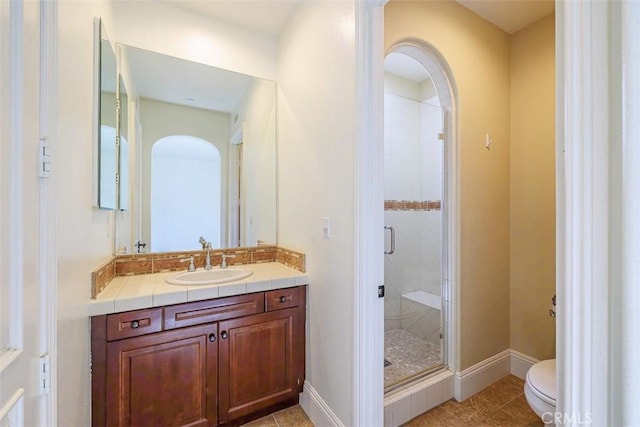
[383,52,445,391]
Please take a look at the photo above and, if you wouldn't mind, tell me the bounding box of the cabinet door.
[106,324,218,427]
[218,308,300,423]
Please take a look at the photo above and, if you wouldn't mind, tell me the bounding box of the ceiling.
[384,52,430,83]
[129,1,555,111]
[165,0,554,37]
[162,0,300,37]
[455,0,555,34]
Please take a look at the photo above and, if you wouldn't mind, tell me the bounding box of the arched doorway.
[383,40,458,394]
[150,135,221,252]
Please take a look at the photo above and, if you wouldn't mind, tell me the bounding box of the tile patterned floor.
[241,405,313,427]
[403,375,544,427]
[385,329,442,388]
[241,376,542,427]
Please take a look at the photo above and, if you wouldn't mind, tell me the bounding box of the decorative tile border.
[276,246,306,272]
[384,200,441,211]
[91,245,306,297]
[91,258,116,298]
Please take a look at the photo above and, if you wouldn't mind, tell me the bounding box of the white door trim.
[353,1,386,425]
[557,1,610,423]
[616,2,640,423]
[39,0,58,424]
[558,0,640,424]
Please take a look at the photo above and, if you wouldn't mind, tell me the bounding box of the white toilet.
[524,359,557,424]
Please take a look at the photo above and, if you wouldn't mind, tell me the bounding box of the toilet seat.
[524,359,557,423]
[526,359,557,405]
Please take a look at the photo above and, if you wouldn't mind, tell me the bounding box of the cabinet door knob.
[221,331,228,339]
[280,296,288,303]
[131,320,140,329]
[208,333,216,342]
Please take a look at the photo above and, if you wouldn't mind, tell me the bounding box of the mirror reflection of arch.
[150,136,221,252]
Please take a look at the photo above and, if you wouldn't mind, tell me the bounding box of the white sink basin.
[166,267,253,286]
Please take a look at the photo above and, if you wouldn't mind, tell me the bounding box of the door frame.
[556,1,640,424]
[1,0,57,425]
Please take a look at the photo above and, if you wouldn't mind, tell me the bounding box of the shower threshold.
[384,364,445,394]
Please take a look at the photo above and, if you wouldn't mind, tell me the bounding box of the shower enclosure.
[383,52,445,392]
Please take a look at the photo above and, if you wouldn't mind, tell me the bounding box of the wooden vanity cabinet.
[91,286,306,427]
[218,308,298,423]
[106,324,218,427]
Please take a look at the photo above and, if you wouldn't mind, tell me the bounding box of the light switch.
[322,217,331,238]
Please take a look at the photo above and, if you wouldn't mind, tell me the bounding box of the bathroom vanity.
[89,258,307,427]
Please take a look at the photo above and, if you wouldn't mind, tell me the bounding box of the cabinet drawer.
[164,293,264,330]
[265,287,300,312]
[106,308,162,341]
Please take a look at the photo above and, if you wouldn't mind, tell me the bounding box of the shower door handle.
[384,225,395,255]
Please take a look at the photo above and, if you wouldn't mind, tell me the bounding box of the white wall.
[277,1,356,424]
[231,79,277,247]
[56,2,115,425]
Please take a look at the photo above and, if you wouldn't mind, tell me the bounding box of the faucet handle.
[181,256,196,272]
[198,236,208,249]
[220,253,236,268]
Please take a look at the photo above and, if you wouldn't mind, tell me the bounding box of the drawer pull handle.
[221,331,228,339]
[279,296,288,303]
[208,333,216,342]
[131,320,140,329]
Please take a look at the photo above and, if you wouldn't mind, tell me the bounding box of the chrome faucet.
[198,236,207,250]
[181,255,196,272]
[220,253,236,269]
[204,242,212,270]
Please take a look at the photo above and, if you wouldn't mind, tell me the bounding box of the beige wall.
[385,0,512,370]
[509,14,556,360]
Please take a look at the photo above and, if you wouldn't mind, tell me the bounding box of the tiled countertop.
[90,262,309,316]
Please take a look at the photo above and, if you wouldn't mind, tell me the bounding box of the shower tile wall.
[384,74,443,343]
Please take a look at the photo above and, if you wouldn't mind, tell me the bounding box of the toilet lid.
[526,359,557,404]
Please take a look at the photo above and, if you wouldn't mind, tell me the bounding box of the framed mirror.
[115,45,277,254]
[95,18,117,210]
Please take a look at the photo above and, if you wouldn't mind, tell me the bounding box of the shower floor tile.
[384,329,442,389]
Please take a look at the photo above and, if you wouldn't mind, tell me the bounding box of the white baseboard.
[299,381,345,427]
[454,349,541,401]
[510,350,539,380]
[454,349,512,401]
